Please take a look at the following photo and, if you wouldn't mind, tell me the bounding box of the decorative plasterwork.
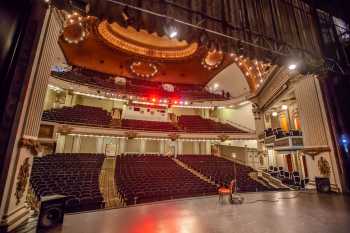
[19,138,42,155]
[218,134,230,142]
[57,124,74,135]
[125,131,137,140]
[318,156,331,177]
[301,146,331,160]
[201,50,224,70]
[130,61,158,78]
[97,20,198,60]
[14,158,30,205]
[168,133,180,141]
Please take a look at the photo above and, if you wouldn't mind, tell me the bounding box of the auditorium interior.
[1,0,350,233]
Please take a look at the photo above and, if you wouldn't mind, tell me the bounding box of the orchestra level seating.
[178,155,274,192]
[115,155,217,205]
[30,153,105,212]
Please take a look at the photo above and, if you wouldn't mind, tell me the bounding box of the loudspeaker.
[315,177,331,193]
[37,195,66,231]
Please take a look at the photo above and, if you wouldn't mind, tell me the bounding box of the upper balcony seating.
[51,70,228,101]
[178,115,245,133]
[121,119,179,132]
[42,106,249,134]
[178,155,271,192]
[115,155,217,205]
[42,105,111,127]
[264,128,302,138]
[30,153,105,212]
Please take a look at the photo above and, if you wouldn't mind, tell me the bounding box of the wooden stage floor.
[34,191,350,233]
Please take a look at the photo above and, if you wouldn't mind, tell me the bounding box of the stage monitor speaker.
[315,177,331,193]
[37,195,66,231]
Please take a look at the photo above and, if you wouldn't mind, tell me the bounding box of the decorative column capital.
[168,133,180,141]
[252,103,263,120]
[18,137,42,155]
[125,131,137,140]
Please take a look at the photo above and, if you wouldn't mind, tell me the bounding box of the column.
[0,7,62,232]
[252,104,265,152]
[72,136,81,153]
[177,141,183,155]
[295,76,342,191]
[71,94,78,106]
[55,135,66,153]
[96,137,104,154]
[160,140,165,154]
[194,141,200,155]
[119,138,126,155]
[205,141,211,154]
[140,139,146,154]
[23,9,63,138]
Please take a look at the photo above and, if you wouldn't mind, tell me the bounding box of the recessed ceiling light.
[281,105,288,110]
[272,112,278,117]
[288,64,297,70]
[169,30,178,38]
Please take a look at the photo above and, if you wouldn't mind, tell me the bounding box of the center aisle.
[99,157,123,208]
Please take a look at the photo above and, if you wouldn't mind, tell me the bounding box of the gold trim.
[14,158,30,205]
[97,21,198,60]
[302,146,330,160]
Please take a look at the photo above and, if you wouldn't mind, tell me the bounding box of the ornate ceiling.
[59,14,271,90]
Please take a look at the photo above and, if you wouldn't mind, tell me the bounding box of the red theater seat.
[178,115,246,133]
[115,155,217,205]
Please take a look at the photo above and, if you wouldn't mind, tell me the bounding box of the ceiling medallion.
[62,12,88,44]
[201,50,224,70]
[130,61,158,78]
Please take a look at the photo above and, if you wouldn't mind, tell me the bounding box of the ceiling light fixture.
[169,30,178,38]
[272,112,278,117]
[288,64,297,70]
[281,105,288,110]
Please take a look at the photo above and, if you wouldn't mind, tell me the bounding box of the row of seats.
[42,106,247,133]
[115,155,217,205]
[42,105,111,127]
[264,128,302,138]
[52,70,228,101]
[268,166,306,187]
[122,119,179,132]
[178,115,244,133]
[30,154,105,213]
[177,155,273,192]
